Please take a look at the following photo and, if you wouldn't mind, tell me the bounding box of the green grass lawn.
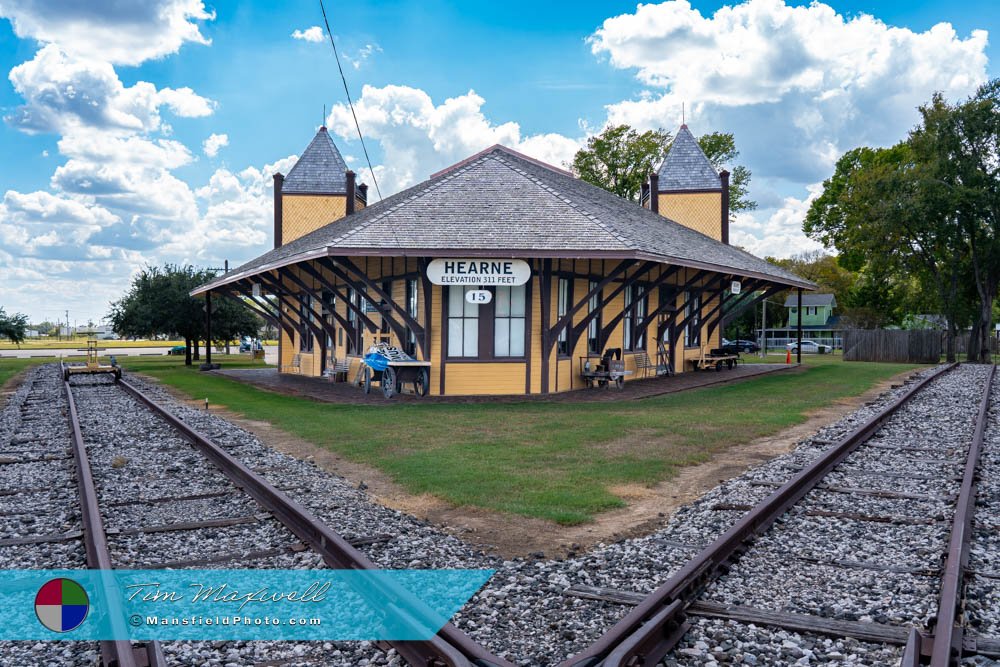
[60,353,919,525]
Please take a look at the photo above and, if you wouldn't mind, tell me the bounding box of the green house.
[785,293,836,328]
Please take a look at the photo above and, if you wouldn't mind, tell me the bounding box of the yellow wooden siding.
[430,284,443,395]
[658,192,722,241]
[281,195,347,245]
[529,272,542,394]
[446,363,526,395]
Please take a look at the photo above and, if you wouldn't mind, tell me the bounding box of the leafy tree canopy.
[570,124,756,213]
[108,264,260,365]
[0,308,28,346]
[571,125,671,201]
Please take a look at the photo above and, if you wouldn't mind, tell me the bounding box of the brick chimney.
[273,172,284,248]
[649,172,659,214]
[345,170,356,215]
[720,170,730,244]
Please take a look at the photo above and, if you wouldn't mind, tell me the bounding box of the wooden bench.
[324,358,351,382]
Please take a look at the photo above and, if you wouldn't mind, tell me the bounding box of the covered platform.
[212,363,798,405]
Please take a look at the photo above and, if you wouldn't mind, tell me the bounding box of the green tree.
[571,125,756,214]
[804,142,971,360]
[571,125,671,201]
[697,132,757,214]
[918,81,1000,361]
[108,265,260,366]
[0,308,28,346]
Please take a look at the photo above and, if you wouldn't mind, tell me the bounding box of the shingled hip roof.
[281,126,349,194]
[657,125,722,191]
[193,145,814,294]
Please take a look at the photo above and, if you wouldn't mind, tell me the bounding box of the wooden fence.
[843,330,941,363]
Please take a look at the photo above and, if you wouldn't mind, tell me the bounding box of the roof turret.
[281,126,350,194]
[656,124,722,191]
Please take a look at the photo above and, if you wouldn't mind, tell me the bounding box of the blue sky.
[0,0,995,326]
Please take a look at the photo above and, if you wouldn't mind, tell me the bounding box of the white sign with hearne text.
[731,280,742,295]
[427,259,530,286]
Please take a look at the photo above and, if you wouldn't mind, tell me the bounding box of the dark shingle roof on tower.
[281,127,349,194]
[657,124,722,191]
[194,145,814,293]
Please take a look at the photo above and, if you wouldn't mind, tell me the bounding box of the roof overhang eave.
[189,246,330,296]
[190,246,816,296]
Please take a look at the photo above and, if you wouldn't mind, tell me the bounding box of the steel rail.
[62,365,167,667]
[560,362,959,667]
[901,364,996,667]
[116,377,511,667]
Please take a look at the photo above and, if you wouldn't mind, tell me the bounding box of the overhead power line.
[318,0,383,203]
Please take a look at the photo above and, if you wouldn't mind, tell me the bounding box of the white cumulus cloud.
[291,26,324,43]
[593,0,988,183]
[202,133,229,157]
[6,45,216,135]
[0,0,214,66]
[327,84,583,194]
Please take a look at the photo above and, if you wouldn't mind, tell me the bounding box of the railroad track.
[553,363,1000,667]
[57,365,512,667]
[4,362,999,666]
[0,363,100,665]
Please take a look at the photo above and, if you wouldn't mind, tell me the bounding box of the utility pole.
[65,310,69,341]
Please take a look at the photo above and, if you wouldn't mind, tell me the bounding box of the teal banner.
[0,569,493,640]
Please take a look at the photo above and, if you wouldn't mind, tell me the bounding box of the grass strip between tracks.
[3,354,921,524]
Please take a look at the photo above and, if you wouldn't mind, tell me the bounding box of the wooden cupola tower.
[647,124,730,244]
[272,126,368,248]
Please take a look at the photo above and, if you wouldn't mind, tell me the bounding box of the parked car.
[239,336,262,353]
[786,340,832,354]
[166,345,187,355]
[721,339,760,353]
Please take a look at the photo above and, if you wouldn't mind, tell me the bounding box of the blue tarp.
[363,353,389,371]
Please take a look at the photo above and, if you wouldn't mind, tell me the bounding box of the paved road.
[0,345,279,365]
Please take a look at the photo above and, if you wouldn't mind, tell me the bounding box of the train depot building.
[193,124,812,396]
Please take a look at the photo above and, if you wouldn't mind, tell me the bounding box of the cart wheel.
[382,367,397,399]
[598,379,608,388]
[614,375,624,390]
[414,368,429,397]
[114,368,122,382]
[715,361,723,372]
[363,367,372,394]
[727,359,735,370]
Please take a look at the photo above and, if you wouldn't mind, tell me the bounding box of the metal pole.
[796,288,803,364]
[760,297,767,358]
[205,291,212,366]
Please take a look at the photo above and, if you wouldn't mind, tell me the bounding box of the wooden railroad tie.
[561,584,1000,657]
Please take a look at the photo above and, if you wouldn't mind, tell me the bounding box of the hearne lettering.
[442,261,514,276]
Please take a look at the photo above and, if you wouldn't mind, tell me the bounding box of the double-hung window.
[404,278,418,356]
[495,285,526,357]
[623,284,646,351]
[448,286,480,357]
[346,287,359,354]
[298,295,314,352]
[685,292,701,347]
[556,278,570,356]
[588,280,601,354]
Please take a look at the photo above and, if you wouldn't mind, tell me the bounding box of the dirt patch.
[141,367,916,559]
[0,368,31,410]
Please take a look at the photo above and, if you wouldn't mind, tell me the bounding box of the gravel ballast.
[1,362,997,666]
